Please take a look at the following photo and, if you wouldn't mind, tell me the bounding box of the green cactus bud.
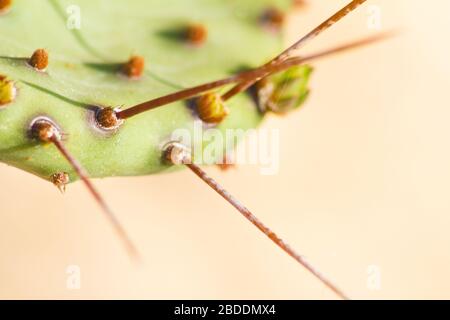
[0,75,16,107]
[256,65,313,115]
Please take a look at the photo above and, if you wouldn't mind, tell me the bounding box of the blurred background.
[1,0,450,299]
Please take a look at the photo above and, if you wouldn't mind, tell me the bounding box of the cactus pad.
[0,0,294,181]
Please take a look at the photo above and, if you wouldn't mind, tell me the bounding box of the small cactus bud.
[28,49,49,71]
[186,23,208,46]
[255,65,313,115]
[51,172,70,193]
[0,75,16,107]
[254,77,275,113]
[196,92,229,124]
[30,117,61,143]
[95,107,123,131]
[261,7,285,31]
[122,55,145,79]
[0,0,12,14]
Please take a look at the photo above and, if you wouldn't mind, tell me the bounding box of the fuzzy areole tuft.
[29,49,49,71]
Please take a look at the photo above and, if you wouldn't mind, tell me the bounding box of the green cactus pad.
[0,0,295,181]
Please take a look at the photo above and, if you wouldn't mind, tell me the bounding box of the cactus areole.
[0,0,303,181]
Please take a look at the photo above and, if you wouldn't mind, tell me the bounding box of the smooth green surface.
[0,0,290,181]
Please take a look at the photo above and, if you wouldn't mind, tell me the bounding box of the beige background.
[1,0,449,299]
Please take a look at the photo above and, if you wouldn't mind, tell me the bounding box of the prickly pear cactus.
[0,0,295,181]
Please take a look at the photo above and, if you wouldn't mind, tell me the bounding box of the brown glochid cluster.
[51,172,70,193]
[122,55,145,79]
[28,49,49,71]
[261,7,285,31]
[0,0,12,14]
[186,23,208,46]
[30,119,59,143]
[95,107,123,130]
[196,92,229,124]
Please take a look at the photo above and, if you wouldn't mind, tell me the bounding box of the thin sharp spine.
[222,0,368,102]
[30,118,139,261]
[164,143,349,300]
[274,0,368,63]
[116,74,248,120]
[186,163,349,300]
[260,32,395,77]
[117,31,389,120]
[51,137,140,261]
